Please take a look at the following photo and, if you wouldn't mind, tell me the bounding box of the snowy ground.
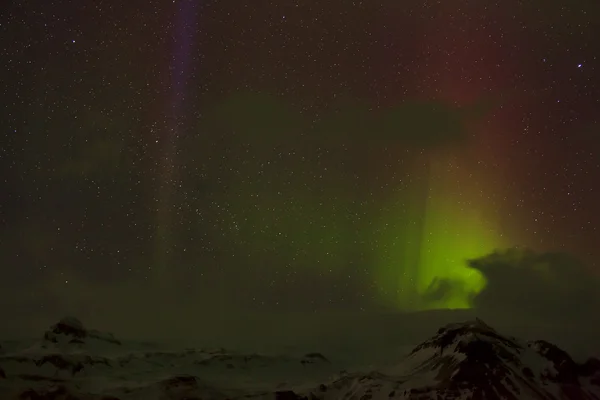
[1,317,599,399]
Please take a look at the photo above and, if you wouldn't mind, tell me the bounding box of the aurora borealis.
[1,0,599,336]
[375,153,503,310]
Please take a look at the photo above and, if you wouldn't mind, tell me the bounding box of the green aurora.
[161,92,510,311]
[376,156,505,311]
[209,155,504,312]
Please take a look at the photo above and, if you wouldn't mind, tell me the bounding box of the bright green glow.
[376,157,505,311]
[415,195,493,309]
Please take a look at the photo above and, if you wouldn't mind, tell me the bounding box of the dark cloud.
[419,248,600,326]
[469,248,600,324]
[312,94,374,141]
[317,98,473,149]
[206,91,493,151]
[374,101,468,149]
[208,91,308,144]
[422,277,474,304]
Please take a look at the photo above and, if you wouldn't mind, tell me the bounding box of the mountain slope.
[0,317,598,399]
[294,318,600,400]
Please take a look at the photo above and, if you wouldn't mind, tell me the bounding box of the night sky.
[1,0,599,341]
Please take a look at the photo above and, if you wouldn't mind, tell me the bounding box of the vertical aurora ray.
[155,0,198,287]
[376,153,507,310]
[371,2,518,311]
[416,156,505,308]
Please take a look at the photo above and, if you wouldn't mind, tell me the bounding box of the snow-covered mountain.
[292,318,600,400]
[0,317,598,399]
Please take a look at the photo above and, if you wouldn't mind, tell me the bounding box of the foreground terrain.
[0,317,599,399]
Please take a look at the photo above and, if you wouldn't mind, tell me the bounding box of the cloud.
[467,248,600,324]
[207,91,307,144]
[420,247,600,326]
[375,100,469,149]
[206,91,499,152]
[422,277,475,305]
[315,96,471,149]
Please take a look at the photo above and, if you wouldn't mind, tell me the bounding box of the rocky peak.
[42,317,121,348]
[411,317,522,359]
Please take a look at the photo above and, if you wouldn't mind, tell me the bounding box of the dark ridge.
[43,317,122,346]
[304,352,329,362]
[529,340,579,383]
[275,390,308,400]
[18,385,69,400]
[579,357,600,377]
[160,374,198,388]
[34,355,85,376]
[411,318,522,356]
[50,317,86,338]
[302,352,330,365]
